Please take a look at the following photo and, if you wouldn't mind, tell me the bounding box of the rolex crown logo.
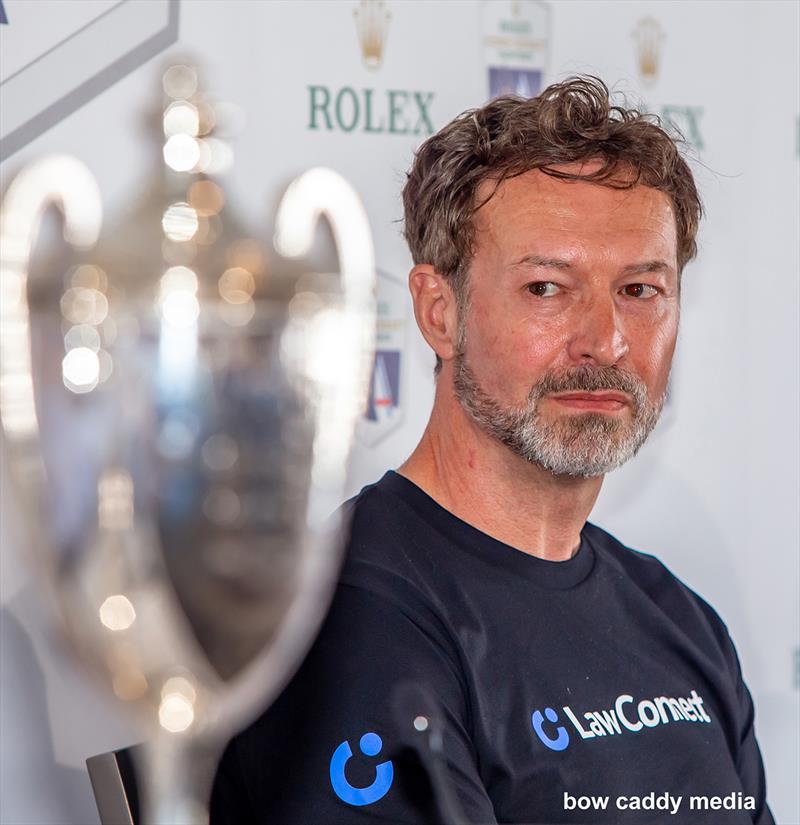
[632,16,664,86]
[354,0,391,71]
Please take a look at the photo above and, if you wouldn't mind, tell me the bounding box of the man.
[211,76,772,824]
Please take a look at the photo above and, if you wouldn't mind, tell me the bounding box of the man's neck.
[397,379,603,562]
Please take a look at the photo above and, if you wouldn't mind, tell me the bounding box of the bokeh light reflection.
[99,595,137,631]
[162,64,198,100]
[162,203,199,242]
[64,324,101,352]
[218,267,254,304]
[60,287,109,325]
[163,135,201,172]
[62,346,99,393]
[188,180,225,216]
[163,101,200,137]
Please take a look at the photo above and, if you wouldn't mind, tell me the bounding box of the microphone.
[391,680,469,825]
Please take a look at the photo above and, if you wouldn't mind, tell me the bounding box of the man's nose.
[566,295,629,366]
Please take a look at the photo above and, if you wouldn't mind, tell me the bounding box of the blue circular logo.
[329,732,394,806]
[531,707,570,751]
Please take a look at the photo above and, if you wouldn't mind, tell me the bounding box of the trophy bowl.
[0,153,375,823]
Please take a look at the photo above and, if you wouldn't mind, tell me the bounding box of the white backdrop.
[1,1,798,823]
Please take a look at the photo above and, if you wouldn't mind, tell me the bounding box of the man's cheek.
[641,327,677,376]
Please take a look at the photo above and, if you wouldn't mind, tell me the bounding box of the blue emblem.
[531,707,570,751]
[329,732,394,806]
[365,350,400,423]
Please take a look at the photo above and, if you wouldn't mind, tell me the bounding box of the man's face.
[452,165,680,478]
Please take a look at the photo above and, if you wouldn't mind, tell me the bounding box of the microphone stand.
[391,681,470,825]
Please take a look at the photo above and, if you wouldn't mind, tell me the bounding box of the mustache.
[529,366,649,406]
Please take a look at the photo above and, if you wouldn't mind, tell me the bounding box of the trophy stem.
[139,733,223,825]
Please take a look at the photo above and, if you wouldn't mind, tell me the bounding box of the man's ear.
[408,265,460,364]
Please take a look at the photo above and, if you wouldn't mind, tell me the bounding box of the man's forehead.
[473,167,677,239]
[476,162,659,205]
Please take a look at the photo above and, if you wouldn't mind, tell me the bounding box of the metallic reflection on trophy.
[0,61,375,823]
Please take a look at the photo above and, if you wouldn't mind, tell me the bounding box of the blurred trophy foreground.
[0,61,375,824]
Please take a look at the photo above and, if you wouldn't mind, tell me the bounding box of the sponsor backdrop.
[1,1,797,822]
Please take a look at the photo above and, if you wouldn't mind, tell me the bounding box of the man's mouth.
[549,391,632,412]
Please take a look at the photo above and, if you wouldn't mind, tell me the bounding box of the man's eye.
[622,284,658,298]
[527,281,560,297]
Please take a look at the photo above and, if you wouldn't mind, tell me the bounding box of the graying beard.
[453,351,664,478]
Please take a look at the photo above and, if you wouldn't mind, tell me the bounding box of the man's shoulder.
[340,472,392,527]
[334,472,447,627]
[340,473,405,558]
[584,520,734,650]
[583,520,683,581]
[339,471,433,573]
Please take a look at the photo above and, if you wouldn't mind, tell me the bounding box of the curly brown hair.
[402,75,702,328]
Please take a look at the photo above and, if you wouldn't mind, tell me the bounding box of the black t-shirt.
[211,471,773,824]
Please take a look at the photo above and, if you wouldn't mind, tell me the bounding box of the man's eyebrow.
[620,260,673,275]
[513,256,674,275]
[513,255,574,270]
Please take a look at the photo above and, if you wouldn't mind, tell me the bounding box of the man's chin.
[526,448,628,479]
[517,421,642,478]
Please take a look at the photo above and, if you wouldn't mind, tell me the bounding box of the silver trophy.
[0,64,375,824]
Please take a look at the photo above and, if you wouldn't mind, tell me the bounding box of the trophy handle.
[0,155,103,499]
[274,166,375,323]
[275,166,376,509]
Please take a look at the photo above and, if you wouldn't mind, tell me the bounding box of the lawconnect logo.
[330,732,394,806]
[532,689,711,752]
